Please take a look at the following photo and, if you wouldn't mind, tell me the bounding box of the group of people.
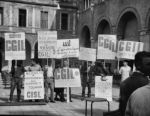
[7,51,150,116]
[8,59,72,103]
[104,51,150,116]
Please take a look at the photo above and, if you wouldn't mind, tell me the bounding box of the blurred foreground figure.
[125,52,150,116]
[103,51,150,116]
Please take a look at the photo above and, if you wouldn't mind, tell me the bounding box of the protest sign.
[97,35,117,60]
[95,76,113,101]
[79,47,96,61]
[24,71,44,100]
[117,41,144,59]
[56,39,79,58]
[38,31,57,58]
[54,68,81,87]
[5,32,25,60]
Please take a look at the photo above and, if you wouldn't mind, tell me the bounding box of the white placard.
[5,32,25,60]
[79,47,96,61]
[54,68,81,87]
[117,41,144,59]
[95,76,113,101]
[38,31,57,58]
[97,35,117,60]
[24,71,44,100]
[56,39,79,58]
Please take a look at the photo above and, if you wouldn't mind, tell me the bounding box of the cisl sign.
[5,32,26,60]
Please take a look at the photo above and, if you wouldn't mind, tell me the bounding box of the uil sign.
[54,68,81,87]
[5,32,26,60]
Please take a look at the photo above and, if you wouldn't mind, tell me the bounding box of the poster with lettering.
[38,31,57,58]
[54,68,81,87]
[56,39,79,58]
[5,32,25,60]
[24,71,44,100]
[95,76,113,101]
[79,47,96,61]
[97,35,117,60]
[117,41,144,59]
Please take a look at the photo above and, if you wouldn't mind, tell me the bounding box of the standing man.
[8,60,24,102]
[119,60,131,82]
[44,61,55,103]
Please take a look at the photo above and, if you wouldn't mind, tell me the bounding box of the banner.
[54,68,81,87]
[117,41,144,59]
[97,35,117,60]
[79,47,96,61]
[95,76,113,101]
[24,71,44,100]
[38,31,57,58]
[5,32,25,60]
[56,39,79,58]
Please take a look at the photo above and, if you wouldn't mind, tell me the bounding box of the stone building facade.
[0,0,78,70]
[78,0,150,69]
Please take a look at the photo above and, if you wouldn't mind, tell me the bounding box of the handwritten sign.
[95,76,113,101]
[79,47,96,61]
[5,32,25,60]
[38,31,57,58]
[56,39,79,58]
[97,35,117,60]
[54,68,81,87]
[24,71,44,100]
[117,41,144,59]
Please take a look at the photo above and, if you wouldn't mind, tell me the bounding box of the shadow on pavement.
[7,110,59,116]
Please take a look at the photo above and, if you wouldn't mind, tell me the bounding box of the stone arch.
[145,8,150,32]
[116,7,141,41]
[95,17,112,41]
[0,37,5,71]
[80,25,91,47]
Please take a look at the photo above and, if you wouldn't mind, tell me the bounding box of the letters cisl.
[55,68,74,80]
[98,37,116,52]
[5,40,25,51]
[118,41,142,52]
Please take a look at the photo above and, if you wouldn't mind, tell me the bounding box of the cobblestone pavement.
[0,74,119,116]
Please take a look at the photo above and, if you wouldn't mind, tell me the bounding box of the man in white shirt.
[119,60,131,82]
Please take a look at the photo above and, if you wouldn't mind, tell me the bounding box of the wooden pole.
[66,57,70,103]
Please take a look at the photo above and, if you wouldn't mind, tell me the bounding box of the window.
[61,13,69,30]
[41,11,48,29]
[0,7,3,25]
[84,0,91,9]
[19,9,26,27]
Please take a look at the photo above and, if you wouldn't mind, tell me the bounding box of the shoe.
[70,100,73,102]
[8,100,13,103]
[60,98,66,102]
[50,100,55,103]
[81,97,85,101]
[54,97,60,101]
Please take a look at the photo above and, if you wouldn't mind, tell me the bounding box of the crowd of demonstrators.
[103,51,150,116]
[119,60,132,82]
[8,60,24,103]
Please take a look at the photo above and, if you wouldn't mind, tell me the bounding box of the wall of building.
[0,0,78,69]
[78,0,150,51]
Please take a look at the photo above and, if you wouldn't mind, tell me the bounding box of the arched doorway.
[80,26,91,47]
[0,37,4,71]
[117,11,139,69]
[97,20,111,35]
[117,12,139,41]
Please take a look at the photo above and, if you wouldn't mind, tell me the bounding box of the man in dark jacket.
[8,60,24,102]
